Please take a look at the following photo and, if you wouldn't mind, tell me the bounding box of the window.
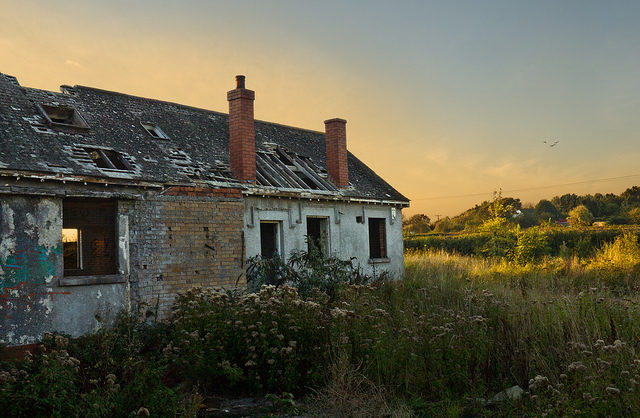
[62,228,81,270]
[62,199,117,278]
[368,218,387,259]
[260,221,281,259]
[83,147,132,171]
[38,104,89,129]
[141,122,170,139]
[306,217,329,255]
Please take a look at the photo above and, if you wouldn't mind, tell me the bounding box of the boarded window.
[260,222,280,259]
[368,218,387,259]
[63,199,117,277]
[306,217,329,255]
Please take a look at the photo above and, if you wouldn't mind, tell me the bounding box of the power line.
[412,173,640,201]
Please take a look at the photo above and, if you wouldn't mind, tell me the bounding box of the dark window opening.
[63,199,117,277]
[38,104,89,129]
[141,122,170,139]
[306,217,329,255]
[368,218,387,259]
[84,148,131,171]
[260,222,280,259]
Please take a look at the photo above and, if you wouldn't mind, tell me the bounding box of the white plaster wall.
[243,197,405,279]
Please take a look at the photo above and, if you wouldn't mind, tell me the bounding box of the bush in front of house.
[246,242,381,301]
[164,285,329,394]
[0,327,194,417]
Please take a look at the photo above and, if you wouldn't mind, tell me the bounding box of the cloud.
[422,149,449,167]
[65,59,82,68]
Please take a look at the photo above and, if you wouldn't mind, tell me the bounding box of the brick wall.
[324,118,349,187]
[128,188,245,316]
[227,83,256,182]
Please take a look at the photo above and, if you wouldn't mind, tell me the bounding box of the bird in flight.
[543,140,560,147]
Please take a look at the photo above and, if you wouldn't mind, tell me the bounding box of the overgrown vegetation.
[4,238,640,416]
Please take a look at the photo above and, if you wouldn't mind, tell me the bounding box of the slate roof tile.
[0,73,409,203]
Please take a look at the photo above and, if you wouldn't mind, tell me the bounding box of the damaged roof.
[0,73,408,204]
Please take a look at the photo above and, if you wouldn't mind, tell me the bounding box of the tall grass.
[341,247,640,415]
[5,237,640,416]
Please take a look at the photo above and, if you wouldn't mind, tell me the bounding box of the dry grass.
[306,355,412,418]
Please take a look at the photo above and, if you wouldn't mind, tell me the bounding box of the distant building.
[0,73,409,346]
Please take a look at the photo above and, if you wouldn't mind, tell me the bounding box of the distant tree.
[552,193,580,216]
[621,186,640,206]
[628,207,640,224]
[534,199,560,222]
[403,214,431,233]
[567,205,594,227]
[433,217,452,233]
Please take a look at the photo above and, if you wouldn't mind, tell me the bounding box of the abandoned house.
[0,73,409,346]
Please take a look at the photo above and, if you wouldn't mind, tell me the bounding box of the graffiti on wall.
[0,241,68,318]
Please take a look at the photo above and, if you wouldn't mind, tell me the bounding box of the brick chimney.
[324,118,349,187]
[227,75,256,182]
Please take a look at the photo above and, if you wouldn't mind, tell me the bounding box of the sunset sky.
[2,0,640,217]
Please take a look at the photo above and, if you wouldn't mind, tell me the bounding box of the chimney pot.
[236,75,246,89]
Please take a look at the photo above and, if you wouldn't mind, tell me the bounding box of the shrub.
[628,207,640,224]
[165,285,329,393]
[568,205,594,227]
[247,245,378,301]
[478,217,517,258]
[588,233,640,284]
[0,334,82,416]
[513,227,551,265]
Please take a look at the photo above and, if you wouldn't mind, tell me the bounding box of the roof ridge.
[72,85,326,135]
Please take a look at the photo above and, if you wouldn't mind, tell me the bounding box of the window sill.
[368,258,391,264]
[59,274,125,287]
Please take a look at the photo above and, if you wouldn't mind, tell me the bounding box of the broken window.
[62,228,81,270]
[306,217,329,255]
[38,104,89,129]
[63,199,117,277]
[141,122,170,139]
[83,148,132,171]
[368,218,387,259]
[260,221,281,259]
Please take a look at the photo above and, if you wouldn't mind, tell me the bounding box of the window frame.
[62,228,83,271]
[37,103,89,130]
[259,220,283,260]
[306,216,330,256]
[82,147,134,172]
[59,199,128,287]
[368,217,389,262]
[141,122,170,139]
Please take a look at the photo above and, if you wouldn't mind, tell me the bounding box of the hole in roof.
[83,147,132,171]
[141,122,170,139]
[38,104,89,129]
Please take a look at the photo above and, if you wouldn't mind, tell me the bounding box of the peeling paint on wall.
[0,198,67,320]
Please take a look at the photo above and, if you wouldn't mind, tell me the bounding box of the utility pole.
[434,214,442,222]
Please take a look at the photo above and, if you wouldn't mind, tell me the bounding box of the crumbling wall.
[1,185,245,345]
[1,195,126,346]
[0,196,62,345]
[129,187,245,316]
